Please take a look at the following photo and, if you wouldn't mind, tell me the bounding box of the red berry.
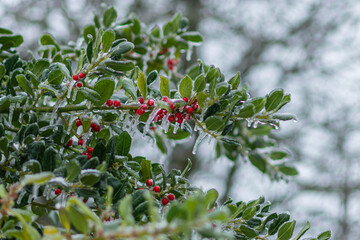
[138,97,144,104]
[88,147,93,153]
[72,75,79,81]
[114,100,121,107]
[76,120,82,127]
[79,72,85,79]
[169,103,175,110]
[162,198,169,206]
[153,186,160,193]
[182,97,188,102]
[159,50,164,55]
[177,117,183,124]
[186,107,194,114]
[87,153,92,160]
[147,99,155,106]
[83,198,88,203]
[193,103,199,110]
[106,100,113,107]
[168,193,175,201]
[169,65,174,71]
[82,152,86,156]
[167,59,175,66]
[141,104,148,110]
[136,108,145,115]
[91,122,96,129]
[95,125,101,132]
[55,188,62,195]
[76,82,83,88]
[157,109,163,115]
[164,48,169,53]
[168,115,175,122]
[175,112,181,118]
[138,188,143,190]
[146,179,153,187]
[162,97,168,101]
[78,139,84,146]
[66,138,73,146]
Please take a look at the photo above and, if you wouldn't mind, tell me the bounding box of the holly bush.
[0,7,331,240]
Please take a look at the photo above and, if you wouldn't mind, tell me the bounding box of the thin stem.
[31,201,57,211]
[58,113,80,139]
[191,114,219,139]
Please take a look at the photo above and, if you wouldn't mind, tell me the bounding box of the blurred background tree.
[1,0,360,239]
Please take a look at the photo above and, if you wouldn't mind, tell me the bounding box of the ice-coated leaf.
[265,88,284,112]
[160,75,170,97]
[179,75,192,99]
[116,131,132,156]
[101,30,115,53]
[277,220,296,240]
[93,78,115,106]
[137,71,147,99]
[103,7,117,28]
[16,74,34,97]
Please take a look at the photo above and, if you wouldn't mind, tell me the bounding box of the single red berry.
[76,82,83,88]
[141,104,148,110]
[87,153,92,160]
[175,112,181,118]
[72,75,79,81]
[55,188,62,195]
[136,108,145,115]
[177,117,183,124]
[169,103,175,110]
[79,72,85,79]
[193,99,198,103]
[163,110,168,115]
[91,122,96,129]
[106,100,113,107]
[153,186,161,193]
[70,194,75,198]
[213,223,217,228]
[193,103,199,110]
[146,179,153,187]
[114,100,121,107]
[157,109,163,115]
[88,147,93,153]
[162,198,169,206]
[168,193,175,201]
[169,65,174,71]
[162,97,168,101]
[164,48,169,53]
[138,188,144,190]
[76,120,82,127]
[138,97,144,104]
[83,198,88,203]
[147,99,155,106]
[78,139,84,146]
[66,138,73,146]
[168,115,175,122]
[159,50,164,55]
[105,217,111,222]
[186,107,194,114]
[182,97,188,102]
[82,152,86,156]
[95,125,101,132]
[167,59,175,66]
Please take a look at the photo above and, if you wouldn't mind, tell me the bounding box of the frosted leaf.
[50,100,62,125]
[8,103,15,124]
[48,177,68,188]
[192,132,207,154]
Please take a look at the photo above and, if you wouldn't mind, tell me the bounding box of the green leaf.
[48,69,64,85]
[68,205,88,233]
[43,146,58,171]
[205,116,223,131]
[79,169,101,186]
[122,78,137,99]
[265,89,284,112]
[278,165,298,176]
[0,35,24,50]
[118,195,135,225]
[293,221,310,240]
[248,153,266,173]
[276,94,291,111]
[21,172,55,186]
[102,30,115,53]
[59,208,71,233]
[155,133,167,154]
[0,64,5,79]
[204,102,221,120]
[205,189,218,208]
[110,41,135,57]
[38,83,59,96]
[269,213,290,235]
[179,75,192,99]
[251,97,266,113]
[146,70,158,85]
[151,25,160,38]
[194,73,206,93]
[229,72,240,89]
[116,131,132,156]
[160,75,170,97]
[270,151,288,160]
[137,71,147,99]
[277,220,296,240]
[40,33,59,50]
[93,78,115,106]
[141,159,153,180]
[103,7,117,28]
[272,113,297,121]
[79,87,101,103]
[66,160,81,182]
[180,31,203,43]
[103,60,135,72]
[130,16,141,35]
[16,74,34,98]
[216,83,230,96]
[237,103,256,118]
[239,225,258,238]
[317,231,331,240]
[242,207,256,220]
[83,25,96,44]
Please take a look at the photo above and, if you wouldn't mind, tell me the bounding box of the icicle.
[130,116,139,137]
[253,120,259,128]
[58,192,66,208]
[164,119,171,133]
[67,80,75,99]
[144,107,158,135]
[28,185,40,204]
[173,122,180,134]
[118,111,125,121]
[50,100,61,125]
[72,88,78,101]
[192,132,207,154]
[67,113,76,134]
[186,46,193,61]
[17,190,26,204]
[180,119,186,130]
[8,103,15,124]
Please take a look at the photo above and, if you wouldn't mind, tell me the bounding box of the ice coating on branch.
[67,113,76,134]
[173,122,180,134]
[8,103,15,124]
[16,190,26,204]
[28,185,40,204]
[67,80,75,99]
[72,88,78,101]
[86,101,92,109]
[192,131,207,154]
[144,107,158,135]
[48,177,68,187]
[50,100,61,125]
[43,184,51,200]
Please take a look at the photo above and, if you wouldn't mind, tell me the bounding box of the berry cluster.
[135,97,155,115]
[153,97,198,124]
[72,72,86,88]
[90,122,101,132]
[167,59,178,71]
[106,99,121,108]
[82,147,93,160]
[145,178,175,206]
